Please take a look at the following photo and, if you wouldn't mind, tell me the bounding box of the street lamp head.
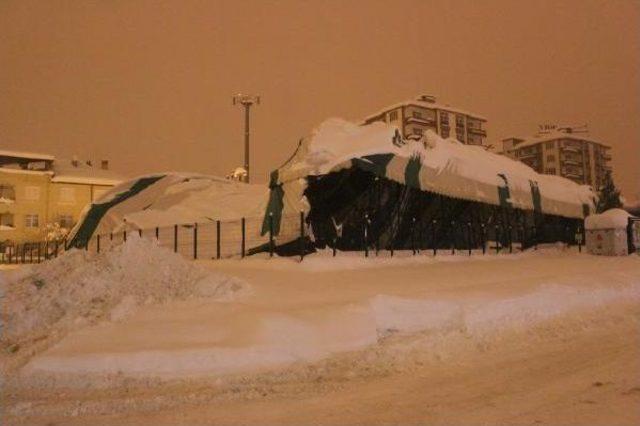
[233,93,261,106]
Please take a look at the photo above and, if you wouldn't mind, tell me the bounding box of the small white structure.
[585,209,632,256]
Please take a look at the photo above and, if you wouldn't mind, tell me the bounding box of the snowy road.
[3,247,640,425]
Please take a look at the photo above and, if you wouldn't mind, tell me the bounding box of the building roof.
[0,149,55,164]
[362,96,487,123]
[502,131,610,151]
[51,160,125,186]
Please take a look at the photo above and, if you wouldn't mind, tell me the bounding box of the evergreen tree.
[596,170,623,213]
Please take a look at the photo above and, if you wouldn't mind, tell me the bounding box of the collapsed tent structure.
[67,173,271,250]
[263,119,596,252]
[67,119,597,255]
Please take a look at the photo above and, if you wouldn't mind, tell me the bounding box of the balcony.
[467,127,487,136]
[405,116,436,126]
[561,157,582,166]
[561,145,581,153]
[562,168,583,178]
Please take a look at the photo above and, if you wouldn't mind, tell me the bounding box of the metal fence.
[0,211,589,265]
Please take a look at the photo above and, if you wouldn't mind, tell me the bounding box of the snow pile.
[585,208,633,230]
[1,235,249,349]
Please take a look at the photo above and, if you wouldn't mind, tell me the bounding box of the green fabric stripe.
[404,155,421,189]
[530,180,542,213]
[68,175,166,248]
[261,170,285,236]
[497,174,511,208]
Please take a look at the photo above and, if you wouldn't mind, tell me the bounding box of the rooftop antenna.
[232,94,260,183]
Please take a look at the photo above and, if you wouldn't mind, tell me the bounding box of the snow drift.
[0,235,250,355]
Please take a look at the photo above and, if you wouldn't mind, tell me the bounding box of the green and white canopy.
[263,119,596,235]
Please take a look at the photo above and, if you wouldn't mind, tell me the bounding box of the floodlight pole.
[233,94,260,183]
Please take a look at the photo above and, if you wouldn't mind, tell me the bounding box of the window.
[25,186,41,201]
[456,115,465,127]
[388,110,398,121]
[412,111,422,119]
[545,141,555,149]
[0,184,16,202]
[59,215,74,229]
[440,113,449,124]
[546,154,555,162]
[59,187,75,204]
[545,168,556,174]
[413,127,423,136]
[25,214,39,228]
[0,213,14,229]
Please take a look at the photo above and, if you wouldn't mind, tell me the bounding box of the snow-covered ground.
[1,241,639,425]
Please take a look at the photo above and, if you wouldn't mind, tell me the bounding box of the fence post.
[578,225,582,253]
[467,222,472,256]
[451,221,455,255]
[509,225,513,253]
[216,220,221,259]
[193,223,198,260]
[139,229,143,238]
[411,217,416,255]
[432,219,437,256]
[174,225,178,253]
[110,232,113,241]
[241,218,246,258]
[299,211,305,261]
[124,230,127,242]
[155,227,159,240]
[55,240,59,258]
[364,214,369,258]
[269,213,274,258]
[37,242,41,263]
[30,245,34,263]
[97,234,101,254]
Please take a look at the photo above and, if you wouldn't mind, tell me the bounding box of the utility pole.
[232,93,260,183]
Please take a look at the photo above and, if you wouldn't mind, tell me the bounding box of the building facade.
[501,127,612,189]
[363,95,488,145]
[0,151,123,243]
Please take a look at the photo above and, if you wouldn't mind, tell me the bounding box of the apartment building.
[0,150,124,243]
[501,127,612,189]
[363,95,488,145]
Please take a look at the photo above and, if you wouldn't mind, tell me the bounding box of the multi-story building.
[501,127,612,189]
[0,150,124,243]
[363,94,488,145]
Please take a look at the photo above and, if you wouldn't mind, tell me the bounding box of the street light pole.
[232,94,260,183]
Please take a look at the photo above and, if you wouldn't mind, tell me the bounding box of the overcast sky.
[1,0,638,199]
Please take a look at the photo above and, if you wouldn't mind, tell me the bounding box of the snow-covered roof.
[502,131,610,151]
[363,97,487,123]
[585,209,633,230]
[68,173,270,238]
[276,119,595,220]
[51,160,125,186]
[0,149,55,161]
